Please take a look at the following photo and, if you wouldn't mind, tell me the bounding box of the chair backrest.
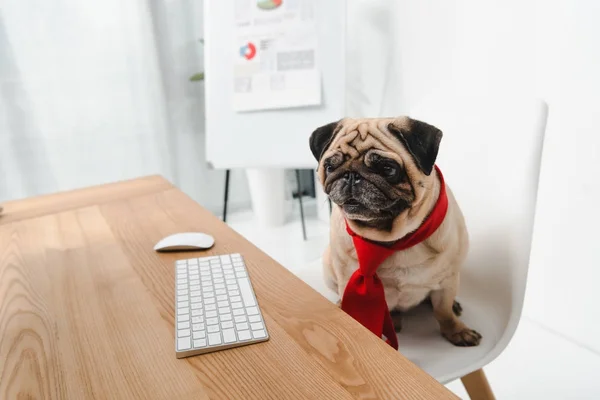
[410,94,548,332]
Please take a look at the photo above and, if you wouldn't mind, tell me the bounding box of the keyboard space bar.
[237,277,256,307]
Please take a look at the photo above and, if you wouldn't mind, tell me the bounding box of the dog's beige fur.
[315,117,481,346]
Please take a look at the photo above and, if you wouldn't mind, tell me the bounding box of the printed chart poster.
[233,0,322,112]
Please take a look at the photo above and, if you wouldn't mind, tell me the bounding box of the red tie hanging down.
[340,165,449,350]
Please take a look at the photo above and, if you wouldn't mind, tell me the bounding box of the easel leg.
[295,169,307,241]
[460,369,495,400]
[223,169,230,222]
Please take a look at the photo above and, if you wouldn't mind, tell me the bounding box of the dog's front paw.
[442,326,482,347]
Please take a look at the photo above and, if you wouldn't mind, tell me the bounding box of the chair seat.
[295,258,504,384]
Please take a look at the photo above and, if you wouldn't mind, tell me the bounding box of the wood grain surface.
[0,176,457,399]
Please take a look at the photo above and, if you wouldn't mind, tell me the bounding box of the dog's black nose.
[343,171,361,186]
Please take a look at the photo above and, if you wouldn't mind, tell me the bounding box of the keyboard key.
[230,296,241,303]
[236,322,249,330]
[177,284,186,290]
[207,317,219,325]
[216,289,227,295]
[214,278,225,284]
[190,279,200,285]
[190,285,200,291]
[177,314,190,322]
[206,311,217,318]
[205,304,216,311]
[208,325,219,333]
[208,333,222,346]
[205,298,215,304]
[229,290,240,296]
[176,260,187,265]
[234,315,247,323]
[204,287,214,293]
[193,339,207,348]
[224,273,235,280]
[223,329,236,343]
[192,316,204,323]
[227,285,237,291]
[177,321,190,329]
[220,255,231,263]
[178,301,189,308]
[219,307,231,314]
[226,279,236,285]
[231,302,243,309]
[177,295,187,302]
[220,314,232,321]
[237,278,257,307]
[178,328,190,337]
[192,323,205,331]
[191,310,202,317]
[252,329,267,339]
[193,330,206,339]
[215,283,225,289]
[217,295,228,302]
[248,315,261,323]
[191,303,202,310]
[222,321,234,329]
[237,330,251,341]
[177,290,188,296]
[177,279,186,285]
[233,262,243,267]
[217,300,229,308]
[204,293,215,299]
[178,307,189,315]
[236,272,248,278]
[178,336,191,350]
[251,322,264,331]
[246,306,259,315]
[190,297,202,304]
[188,259,198,265]
[233,309,245,316]
[191,290,201,297]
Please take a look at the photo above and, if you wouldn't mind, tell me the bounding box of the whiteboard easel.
[204,0,346,170]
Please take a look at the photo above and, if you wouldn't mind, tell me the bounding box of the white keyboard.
[174,253,269,358]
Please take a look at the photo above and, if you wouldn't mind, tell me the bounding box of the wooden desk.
[0,177,457,400]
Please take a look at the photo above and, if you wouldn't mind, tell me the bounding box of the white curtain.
[0,0,251,213]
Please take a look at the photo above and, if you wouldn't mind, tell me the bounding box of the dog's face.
[310,117,443,238]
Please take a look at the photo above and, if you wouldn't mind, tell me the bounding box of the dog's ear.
[309,121,340,161]
[388,118,443,176]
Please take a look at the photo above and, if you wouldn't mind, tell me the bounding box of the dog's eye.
[382,165,397,177]
[325,164,334,174]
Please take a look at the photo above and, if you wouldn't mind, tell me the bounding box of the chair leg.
[460,369,495,400]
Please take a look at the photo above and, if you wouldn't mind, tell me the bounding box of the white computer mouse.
[154,232,215,252]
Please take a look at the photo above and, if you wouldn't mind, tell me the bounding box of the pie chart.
[257,0,282,11]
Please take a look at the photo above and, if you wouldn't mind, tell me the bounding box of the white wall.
[347,0,600,352]
[0,0,251,214]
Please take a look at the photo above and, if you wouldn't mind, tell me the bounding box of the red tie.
[340,165,449,350]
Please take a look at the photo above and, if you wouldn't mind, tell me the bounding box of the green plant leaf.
[189,72,205,81]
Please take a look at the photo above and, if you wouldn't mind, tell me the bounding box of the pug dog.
[310,117,481,347]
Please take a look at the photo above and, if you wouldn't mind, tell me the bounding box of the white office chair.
[296,94,548,399]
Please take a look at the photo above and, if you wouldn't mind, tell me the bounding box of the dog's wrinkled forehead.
[309,116,443,176]
[326,117,411,159]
